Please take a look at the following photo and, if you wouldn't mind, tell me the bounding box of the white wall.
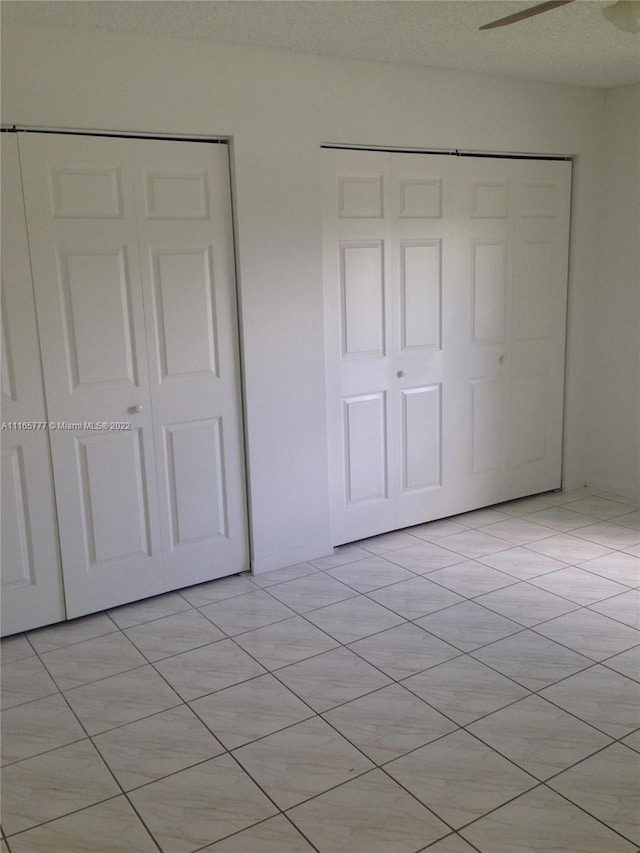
[588,84,640,499]
[1,25,608,569]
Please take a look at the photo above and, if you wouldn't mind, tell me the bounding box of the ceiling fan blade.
[480,0,576,30]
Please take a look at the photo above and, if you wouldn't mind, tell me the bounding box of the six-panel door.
[19,133,248,618]
[323,149,571,545]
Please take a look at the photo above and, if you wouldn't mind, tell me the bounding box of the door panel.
[19,133,163,616]
[324,148,571,545]
[1,135,65,634]
[401,385,441,493]
[130,138,248,589]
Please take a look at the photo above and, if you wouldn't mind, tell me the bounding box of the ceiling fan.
[480,0,640,33]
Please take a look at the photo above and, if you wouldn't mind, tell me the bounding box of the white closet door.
[130,138,248,588]
[1,134,65,634]
[19,133,164,616]
[19,132,248,618]
[323,148,571,545]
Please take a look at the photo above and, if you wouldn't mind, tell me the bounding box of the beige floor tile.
[386,729,536,828]
[603,645,640,681]
[613,510,640,530]
[408,518,469,541]
[521,506,598,532]
[309,543,371,570]
[303,595,405,643]
[1,694,85,766]
[190,673,313,749]
[275,647,391,712]
[367,577,464,619]
[468,695,612,780]
[233,717,373,809]
[422,835,479,853]
[129,753,277,853]
[415,601,522,652]
[0,656,58,710]
[202,815,315,852]
[357,530,423,554]
[233,615,339,670]
[533,608,639,661]
[548,743,640,846]
[287,769,448,853]
[540,664,640,737]
[568,497,635,520]
[461,786,636,853]
[40,632,146,691]
[6,797,158,853]
[402,655,530,725]
[326,556,416,592]
[93,705,224,789]
[622,730,640,752]
[529,566,629,605]
[426,560,517,597]
[27,614,117,653]
[323,683,457,763]
[572,521,640,550]
[0,635,35,663]
[2,740,119,835]
[178,575,256,607]
[107,591,193,629]
[478,545,569,579]
[474,581,578,626]
[590,588,640,629]
[124,609,225,660]
[249,562,318,587]
[526,533,612,563]
[266,573,358,613]
[435,529,512,558]
[153,639,266,701]
[198,589,296,635]
[578,551,640,587]
[64,664,181,734]
[348,622,460,679]
[470,630,592,690]
[383,541,466,572]
[481,518,558,545]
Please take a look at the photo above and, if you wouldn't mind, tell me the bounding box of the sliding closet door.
[19,133,165,616]
[323,148,571,545]
[130,138,248,589]
[1,134,65,634]
[19,132,248,617]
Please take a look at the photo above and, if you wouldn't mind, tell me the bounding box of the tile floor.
[1,486,639,852]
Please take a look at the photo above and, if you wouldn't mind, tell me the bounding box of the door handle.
[396,370,406,378]
[130,404,144,414]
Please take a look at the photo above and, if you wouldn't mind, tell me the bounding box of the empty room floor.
[1,486,639,853]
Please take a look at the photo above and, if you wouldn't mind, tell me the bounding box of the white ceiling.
[3,0,640,89]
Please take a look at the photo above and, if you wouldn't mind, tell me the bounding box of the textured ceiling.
[3,0,640,89]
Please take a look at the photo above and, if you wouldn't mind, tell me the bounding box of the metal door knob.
[131,404,144,414]
[396,370,406,378]
[499,355,506,364]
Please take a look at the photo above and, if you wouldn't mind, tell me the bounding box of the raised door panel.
[1,135,65,635]
[19,133,163,617]
[131,139,248,588]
